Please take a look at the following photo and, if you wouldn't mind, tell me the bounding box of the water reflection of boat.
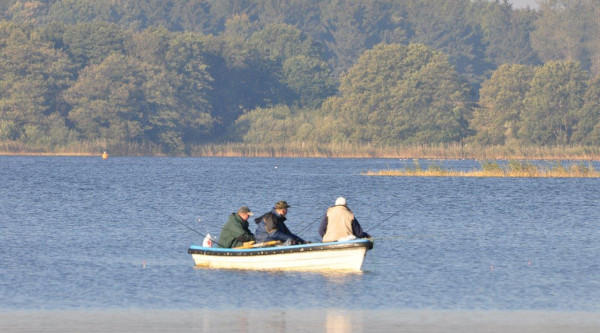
[187,239,374,271]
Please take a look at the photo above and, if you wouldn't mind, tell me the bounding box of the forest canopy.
[1,0,600,155]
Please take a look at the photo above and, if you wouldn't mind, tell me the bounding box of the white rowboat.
[187,239,374,271]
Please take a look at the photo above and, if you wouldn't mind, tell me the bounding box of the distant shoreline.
[1,143,599,160]
[1,152,599,160]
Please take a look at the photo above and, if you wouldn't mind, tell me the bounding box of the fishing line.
[296,206,326,234]
[365,212,396,233]
[296,217,322,234]
[371,234,433,241]
[150,206,226,248]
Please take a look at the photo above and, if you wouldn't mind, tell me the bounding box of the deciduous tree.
[469,64,534,145]
[519,60,588,145]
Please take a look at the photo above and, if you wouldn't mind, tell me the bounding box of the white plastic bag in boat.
[202,233,214,247]
[338,235,357,242]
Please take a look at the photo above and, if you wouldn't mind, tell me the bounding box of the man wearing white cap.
[318,197,370,242]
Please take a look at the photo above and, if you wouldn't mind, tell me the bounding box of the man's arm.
[318,215,328,238]
[351,218,370,238]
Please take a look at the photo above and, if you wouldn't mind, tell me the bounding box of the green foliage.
[63,53,214,153]
[250,23,321,63]
[4,0,51,23]
[405,0,493,89]
[3,1,600,154]
[281,55,336,108]
[0,120,18,140]
[427,162,444,173]
[61,22,130,69]
[480,160,502,173]
[469,64,534,145]
[507,160,537,174]
[319,0,400,74]
[473,0,540,67]
[0,21,75,144]
[519,60,588,145]
[567,162,595,176]
[532,0,589,70]
[316,43,471,145]
[572,75,600,144]
[406,159,423,172]
[231,104,299,143]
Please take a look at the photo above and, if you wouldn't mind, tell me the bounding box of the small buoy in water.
[142,260,146,268]
[102,151,109,159]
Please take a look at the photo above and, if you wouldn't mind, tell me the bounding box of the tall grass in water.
[0,140,165,156]
[364,160,600,178]
[2,140,600,160]
[188,142,600,159]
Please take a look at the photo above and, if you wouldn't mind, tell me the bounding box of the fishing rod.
[365,212,397,233]
[371,234,431,241]
[294,205,325,233]
[150,206,226,248]
[297,207,395,237]
[296,214,324,234]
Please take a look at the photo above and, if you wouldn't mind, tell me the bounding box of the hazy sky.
[510,0,539,9]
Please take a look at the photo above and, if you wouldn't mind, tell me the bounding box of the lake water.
[1,156,599,331]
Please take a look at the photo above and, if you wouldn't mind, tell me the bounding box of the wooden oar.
[234,240,281,249]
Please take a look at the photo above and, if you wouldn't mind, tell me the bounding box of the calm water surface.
[1,156,599,314]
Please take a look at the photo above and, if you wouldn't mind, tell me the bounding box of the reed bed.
[364,160,600,178]
[188,142,600,160]
[0,140,165,157]
[2,140,600,160]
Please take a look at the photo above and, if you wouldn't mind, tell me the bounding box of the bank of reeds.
[0,140,165,156]
[364,160,600,177]
[2,140,600,160]
[189,143,600,160]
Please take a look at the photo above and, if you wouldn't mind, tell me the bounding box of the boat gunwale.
[188,239,373,257]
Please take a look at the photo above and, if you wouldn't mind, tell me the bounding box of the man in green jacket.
[218,206,256,248]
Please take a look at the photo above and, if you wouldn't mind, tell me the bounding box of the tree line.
[1,0,599,154]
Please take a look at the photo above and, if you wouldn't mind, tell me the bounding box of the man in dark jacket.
[254,201,306,245]
[218,206,256,248]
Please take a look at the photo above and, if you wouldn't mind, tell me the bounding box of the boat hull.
[188,239,373,271]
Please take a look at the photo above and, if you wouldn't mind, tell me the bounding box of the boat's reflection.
[216,309,361,333]
[325,311,354,333]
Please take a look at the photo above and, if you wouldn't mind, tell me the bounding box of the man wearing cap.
[254,200,307,245]
[217,206,256,248]
[319,197,370,242]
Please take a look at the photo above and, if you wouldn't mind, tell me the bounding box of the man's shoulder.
[328,205,352,212]
[226,213,242,224]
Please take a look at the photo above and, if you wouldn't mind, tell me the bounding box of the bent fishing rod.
[150,206,226,248]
